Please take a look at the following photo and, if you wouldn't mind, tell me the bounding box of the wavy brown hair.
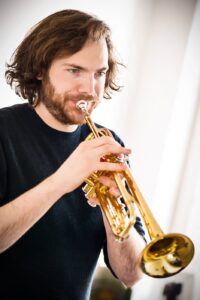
[5,9,123,105]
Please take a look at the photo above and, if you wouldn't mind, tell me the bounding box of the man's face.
[39,38,109,125]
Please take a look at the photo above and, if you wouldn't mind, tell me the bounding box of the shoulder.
[0,103,29,123]
[80,123,125,146]
[0,103,32,140]
[96,123,125,146]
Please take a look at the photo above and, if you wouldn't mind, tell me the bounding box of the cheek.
[53,80,71,94]
[96,80,106,96]
[48,71,74,94]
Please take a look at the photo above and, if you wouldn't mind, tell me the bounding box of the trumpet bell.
[140,233,195,278]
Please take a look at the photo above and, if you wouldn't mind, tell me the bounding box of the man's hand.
[86,174,123,207]
[54,136,131,195]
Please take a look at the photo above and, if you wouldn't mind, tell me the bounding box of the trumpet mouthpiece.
[76,100,88,113]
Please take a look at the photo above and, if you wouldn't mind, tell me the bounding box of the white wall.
[0,0,199,299]
[129,1,200,299]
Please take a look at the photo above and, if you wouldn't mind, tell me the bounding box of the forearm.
[0,172,65,254]
[103,214,145,287]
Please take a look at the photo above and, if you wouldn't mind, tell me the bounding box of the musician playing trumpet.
[0,9,145,300]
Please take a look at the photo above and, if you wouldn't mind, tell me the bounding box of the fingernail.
[87,200,97,208]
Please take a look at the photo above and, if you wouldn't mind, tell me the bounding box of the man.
[0,9,145,300]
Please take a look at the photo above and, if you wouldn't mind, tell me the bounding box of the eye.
[67,68,81,75]
[95,71,107,78]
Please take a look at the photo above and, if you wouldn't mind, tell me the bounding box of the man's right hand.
[54,136,131,195]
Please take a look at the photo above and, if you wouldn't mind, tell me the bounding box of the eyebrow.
[62,63,108,72]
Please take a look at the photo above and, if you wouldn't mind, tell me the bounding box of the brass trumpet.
[76,100,195,278]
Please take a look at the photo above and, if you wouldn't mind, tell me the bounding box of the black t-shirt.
[0,103,144,300]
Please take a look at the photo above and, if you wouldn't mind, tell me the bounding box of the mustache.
[64,93,99,103]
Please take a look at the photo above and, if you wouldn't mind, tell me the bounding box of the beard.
[39,76,99,125]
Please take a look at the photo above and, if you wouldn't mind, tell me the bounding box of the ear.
[37,70,44,80]
[37,74,43,80]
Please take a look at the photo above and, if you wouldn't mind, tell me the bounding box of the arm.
[0,136,130,253]
[103,213,145,287]
[89,174,145,287]
[0,174,63,253]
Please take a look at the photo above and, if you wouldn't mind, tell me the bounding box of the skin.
[0,38,144,287]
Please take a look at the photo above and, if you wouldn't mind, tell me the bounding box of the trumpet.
[76,100,195,278]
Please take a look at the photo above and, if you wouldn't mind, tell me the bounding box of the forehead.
[51,38,109,71]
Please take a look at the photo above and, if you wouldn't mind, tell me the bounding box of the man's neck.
[34,102,78,133]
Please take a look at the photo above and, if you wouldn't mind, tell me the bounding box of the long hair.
[5,9,122,105]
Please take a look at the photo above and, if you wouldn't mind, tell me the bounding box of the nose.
[77,74,96,96]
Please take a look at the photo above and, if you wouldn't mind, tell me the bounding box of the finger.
[87,197,100,207]
[85,136,129,152]
[109,186,121,198]
[85,136,115,148]
[87,200,97,207]
[95,144,131,159]
[98,175,117,189]
[98,176,122,197]
[97,162,127,172]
